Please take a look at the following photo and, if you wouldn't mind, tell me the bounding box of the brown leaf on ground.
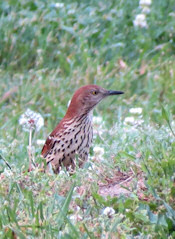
[0,86,18,103]
[139,62,147,75]
[118,59,127,70]
[98,170,151,201]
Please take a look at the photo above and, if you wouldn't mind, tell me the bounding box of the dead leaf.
[118,59,127,70]
[139,63,146,75]
[0,86,18,103]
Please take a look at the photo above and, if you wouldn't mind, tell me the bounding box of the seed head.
[19,108,44,132]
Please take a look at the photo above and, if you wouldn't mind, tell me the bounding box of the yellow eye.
[92,91,97,95]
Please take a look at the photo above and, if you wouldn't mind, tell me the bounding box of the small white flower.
[125,209,130,212]
[169,12,175,17]
[58,231,63,237]
[88,163,96,171]
[139,0,152,6]
[93,146,104,156]
[69,215,76,221]
[37,49,43,55]
[3,200,9,206]
[59,170,67,175]
[103,207,115,217]
[136,119,144,125]
[129,108,143,114]
[3,168,13,177]
[124,117,144,126]
[124,116,135,124]
[141,6,151,14]
[68,9,75,15]
[70,214,83,222]
[36,139,45,145]
[19,109,44,132]
[54,2,64,8]
[133,14,148,28]
[93,116,103,124]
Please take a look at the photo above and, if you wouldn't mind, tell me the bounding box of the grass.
[0,0,175,238]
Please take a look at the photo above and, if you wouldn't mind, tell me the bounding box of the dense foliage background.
[0,0,175,238]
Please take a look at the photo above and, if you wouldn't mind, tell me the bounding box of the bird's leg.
[78,160,84,168]
[78,154,88,168]
[66,160,76,175]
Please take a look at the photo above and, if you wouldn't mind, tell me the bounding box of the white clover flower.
[103,207,115,217]
[3,168,13,177]
[139,0,152,6]
[133,14,148,28]
[58,231,63,238]
[129,108,143,114]
[139,0,151,14]
[141,6,151,14]
[88,163,96,171]
[124,116,144,126]
[93,116,103,124]
[19,109,44,132]
[54,2,64,8]
[69,215,76,222]
[68,9,75,15]
[59,170,67,175]
[124,116,135,124]
[3,200,9,206]
[70,214,83,222]
[93,146,104,156]
[136,119,144,125]
[37,49,43,55]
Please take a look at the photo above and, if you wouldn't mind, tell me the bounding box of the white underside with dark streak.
[45,111,93,173]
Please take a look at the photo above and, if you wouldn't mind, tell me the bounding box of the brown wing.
[41,119,64,158]
[41,136,56,158]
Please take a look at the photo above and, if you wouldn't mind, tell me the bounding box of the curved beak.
[106,90,124,96]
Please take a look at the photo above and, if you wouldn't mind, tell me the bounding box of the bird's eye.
[92,91,98,95]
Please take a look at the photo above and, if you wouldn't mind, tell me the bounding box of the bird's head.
[66,85,124,118]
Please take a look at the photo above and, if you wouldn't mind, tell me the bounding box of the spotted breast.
[42,112,93,173]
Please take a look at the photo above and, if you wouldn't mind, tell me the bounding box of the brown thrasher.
[41,85,124,173]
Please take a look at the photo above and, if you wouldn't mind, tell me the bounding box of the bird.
[41,85,124,173]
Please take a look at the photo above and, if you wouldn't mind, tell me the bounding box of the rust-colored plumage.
[41,85,123,173]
